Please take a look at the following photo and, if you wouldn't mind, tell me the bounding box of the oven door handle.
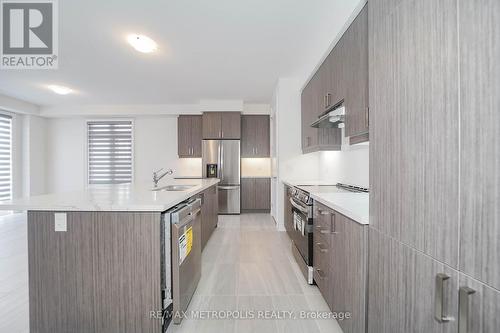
[289,197,309,215]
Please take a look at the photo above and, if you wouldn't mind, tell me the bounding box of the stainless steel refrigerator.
[202,140,240,214]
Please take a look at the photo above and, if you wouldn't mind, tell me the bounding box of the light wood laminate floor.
[0,213,342,333]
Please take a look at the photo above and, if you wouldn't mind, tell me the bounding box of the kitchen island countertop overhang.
[0,178,220,212]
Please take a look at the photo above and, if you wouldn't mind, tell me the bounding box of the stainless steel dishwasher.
[171,197,202,324]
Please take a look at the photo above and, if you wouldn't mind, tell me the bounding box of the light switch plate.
[54,213,67,232]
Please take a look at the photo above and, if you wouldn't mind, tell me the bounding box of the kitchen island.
[0,178,219,333]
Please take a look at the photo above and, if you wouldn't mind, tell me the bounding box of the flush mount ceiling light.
[47,85,73,95]
[127,34,158,53]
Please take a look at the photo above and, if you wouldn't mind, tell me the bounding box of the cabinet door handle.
[434,273,452,323]
[327,93,332,108]
[458,286,476,333]
[365,107,370,128]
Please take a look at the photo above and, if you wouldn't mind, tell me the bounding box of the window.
[0,114,12,201]
[87,120,133,185]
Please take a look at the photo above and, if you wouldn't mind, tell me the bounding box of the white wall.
[272,78,320,230]
[46,118,86,192]
[45,116,202,193]
[133,116,201,185]
[318,146,369,188]
[22,115,47,196]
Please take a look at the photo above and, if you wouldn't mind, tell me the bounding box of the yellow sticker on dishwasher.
[179,226,193,265]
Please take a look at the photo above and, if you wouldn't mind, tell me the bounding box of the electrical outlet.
[54,213,67,232]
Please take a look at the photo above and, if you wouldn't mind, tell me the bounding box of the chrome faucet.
[152,168,173,188]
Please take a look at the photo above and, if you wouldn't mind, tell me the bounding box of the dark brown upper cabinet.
[301,72,320,153]
[302,66,341,153]
[300,4,369,152]
[241,115,270,157]
[344,4,369,142]
[202,112,241,139]
[178,115,202,158]
[325,36,346,112]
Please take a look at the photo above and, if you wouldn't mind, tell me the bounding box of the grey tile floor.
[167,214,342,333]
[0,213,342,333]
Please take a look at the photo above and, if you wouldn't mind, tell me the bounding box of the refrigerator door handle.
[217,141,222,180]
[220,141,224,182]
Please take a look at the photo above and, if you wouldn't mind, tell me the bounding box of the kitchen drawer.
[314,225,331,249]
[313,232,330,297]
[313,253,330,298]
[314,201,336,241]
[313,236,330,267]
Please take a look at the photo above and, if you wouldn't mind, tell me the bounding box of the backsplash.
[241,158,271,177]
[318,145,369,188]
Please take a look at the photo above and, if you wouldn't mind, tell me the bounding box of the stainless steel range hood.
[311,105,345,128]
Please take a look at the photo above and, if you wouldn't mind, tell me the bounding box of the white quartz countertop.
[310,192,369,225]
[282,180,369,225]
[0,178,220,212]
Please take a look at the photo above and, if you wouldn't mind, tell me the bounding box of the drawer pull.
[316,242,328,253]
[317,208,331,215]
[330,214,339,234]
[316,268,327,279]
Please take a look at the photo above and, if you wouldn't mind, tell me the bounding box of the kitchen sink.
[152,184,196,192]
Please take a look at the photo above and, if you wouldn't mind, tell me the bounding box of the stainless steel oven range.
[287,186,314,284]
[286,183,369,285]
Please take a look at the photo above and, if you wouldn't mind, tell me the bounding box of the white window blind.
[0,114,12,201]
[87,120,133,185]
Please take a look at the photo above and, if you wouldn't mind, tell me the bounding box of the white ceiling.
[0,0,361,107]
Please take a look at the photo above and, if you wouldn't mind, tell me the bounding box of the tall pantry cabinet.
[368,0,500,332]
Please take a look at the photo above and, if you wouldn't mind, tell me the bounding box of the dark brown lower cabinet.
[313,201,368,333]
[368,228,460,333]
[241,178,270,211]
[27,184,220,333]
[201,185,218,250]
[458,274,500,333]
[369,225,500,333]
[28,211,162,333]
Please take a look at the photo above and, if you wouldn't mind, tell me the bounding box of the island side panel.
[28,211,96,333]
[93,212,162,333]
[28,211,163,333]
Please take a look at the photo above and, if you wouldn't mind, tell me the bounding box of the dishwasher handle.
[175,212,194,228]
